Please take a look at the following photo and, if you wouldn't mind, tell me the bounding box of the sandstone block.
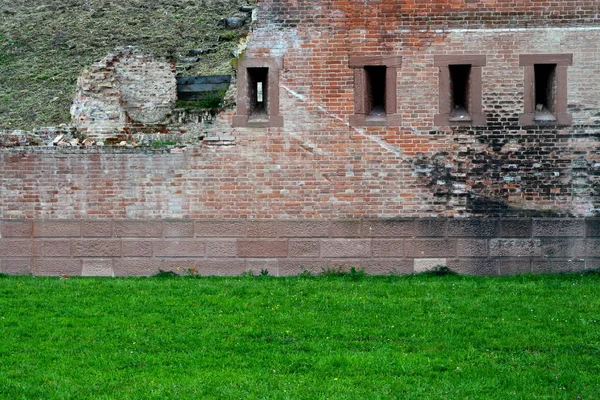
[122,240,153,257]
[33,259,81,276]
[206,240,237,257]
[195,221,247,237]
[532,260,585,274]
[82,259,114,277]
[164,221,195,238]
[247,221,279,237]
[447,219,498,237]
[413,258,447,273]
[237,240,288,258]
[114,259,162,277]
[321,239,371,258]
[289,240,320,258]
[490,239,541,257]
[414,219,446,237]
[1,221,32,238]
[447,259,497,276]
[195,259,247,276]
[363,259,413,275]
[246,259,279,276]
[34,240,71,257]
[457,239,489,257]
[153,240,205,257]
[278,259,327,276]
[406,240,456,258]
[329,221,361,237]
[372,239,405,257]
[532,219,585,237]
[0,240,34,257]
[81,221,113,237]
[362,220,414,237]
[1,258,31,275]
[496,259,531,275]
[278,221,329,238]
[499,219,532,238]
[72,240,121,257]
[34,221,80,238]
[114,221,162,237]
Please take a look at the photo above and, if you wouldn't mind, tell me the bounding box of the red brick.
[237,240,288,258]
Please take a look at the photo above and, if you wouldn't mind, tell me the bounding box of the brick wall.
[1,218,599,276]
[1,1,600,275]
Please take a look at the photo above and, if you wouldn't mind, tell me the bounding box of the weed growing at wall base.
[0,273,599,399]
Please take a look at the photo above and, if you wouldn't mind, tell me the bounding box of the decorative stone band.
[1,218,598,277]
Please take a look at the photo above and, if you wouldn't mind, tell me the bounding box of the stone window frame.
[519,54,572,126]
[232,57,284,128]
[434,55,487,126]
[349,55,402,127]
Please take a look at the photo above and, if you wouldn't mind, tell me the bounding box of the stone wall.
[1,218,599,276]
[1,1,600,275]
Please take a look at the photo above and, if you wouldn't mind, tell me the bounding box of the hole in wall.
[247,67,269,120]
[365,66,386,118]
[449,64,472,121]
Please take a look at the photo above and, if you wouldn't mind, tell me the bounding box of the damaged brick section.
[412,125,600,217]
[71,47,177,138]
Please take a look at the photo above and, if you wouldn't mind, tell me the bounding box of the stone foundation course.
[1,218,598,277]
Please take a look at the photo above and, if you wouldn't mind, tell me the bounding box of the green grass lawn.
[1,272,599,399]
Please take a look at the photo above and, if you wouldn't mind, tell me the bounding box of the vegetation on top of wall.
[0,0,256,130]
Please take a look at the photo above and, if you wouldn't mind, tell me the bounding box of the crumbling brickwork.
[1,0,600,275]
[71,47,177,138]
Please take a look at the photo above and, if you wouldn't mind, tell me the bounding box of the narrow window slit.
[449,64,471,121]
[365,66,386,118]
[534,64,557,121]
[248,67,269,120]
